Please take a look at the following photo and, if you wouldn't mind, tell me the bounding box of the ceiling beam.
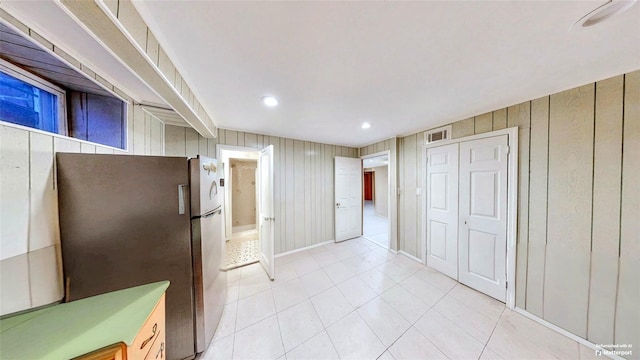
[57,0,217,138]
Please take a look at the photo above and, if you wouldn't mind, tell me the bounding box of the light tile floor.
[363,201,389,249]
[202,237,598,360]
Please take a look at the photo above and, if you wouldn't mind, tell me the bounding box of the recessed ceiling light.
[573,0,638,28]
[361,122,371,129]
[262,96,278,107]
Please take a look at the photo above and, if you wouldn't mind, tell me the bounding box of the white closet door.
[459,135,509,302]
[426,143,459,279]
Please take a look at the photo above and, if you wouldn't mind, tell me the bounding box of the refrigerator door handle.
[178,184,187,215]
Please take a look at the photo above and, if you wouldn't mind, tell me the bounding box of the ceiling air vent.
[425,125,452,144]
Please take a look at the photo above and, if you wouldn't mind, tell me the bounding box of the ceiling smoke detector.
[573,0,638,28]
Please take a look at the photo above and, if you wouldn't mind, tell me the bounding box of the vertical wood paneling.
[95,146,114,154]
[293,140,305,249]
[403,134,417,257]
[29,133,57,252]
[150,119,163,155]
[164,125,186,156]
[507,102,531,310]
[132,106,145,155]
[475,112,493,134]
[207,139,217,159]
[226,130,238,146]
[198,133,209,157]
[545,84,594,337]
[452,117,474,138]
[493,109,507,130]
[615,71,640,352]
[587,75,623,345]
[185,128,199,158]
[285,139,295,251]
[279,137,287,250]
[304,142,312,247]
[527,97,549,317]
[245,133,257,148]
[80,143,96,153]
[0,126,30,260]
[127,102,134,152]
[144,114,152,155]
[270,136,281,254]
[415,133,423,257]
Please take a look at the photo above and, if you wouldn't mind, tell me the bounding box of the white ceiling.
[1,0,165,106]
[133,0,640,147]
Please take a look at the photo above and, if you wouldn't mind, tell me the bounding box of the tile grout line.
[477,306,507,360]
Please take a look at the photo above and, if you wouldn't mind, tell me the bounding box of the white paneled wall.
[165,126,358,255]
[396,70,639,357]
[0,105,163,316]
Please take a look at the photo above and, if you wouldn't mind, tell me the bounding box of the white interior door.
[426,143,459,279]
[258,145,275,280]
[335,157,362,242]
[458,135,508,302]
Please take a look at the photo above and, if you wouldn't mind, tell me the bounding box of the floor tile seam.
[268,285,288,360]
[356,295,412,349]
[408,323,454,360]
[479,306,508,360]
[429,306,489,349]
[433,291,503,328]
[350,308,388,358]
[395,281,440,307]
[377,290,432,325]
[306,291,343,359]
[230,293,240,360]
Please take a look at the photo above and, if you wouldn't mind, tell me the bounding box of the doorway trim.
[421,127,518,309]
[361,150,392,249]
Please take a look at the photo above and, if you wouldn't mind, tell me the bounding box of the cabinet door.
[458,135,509,302]
[425,143,459,280]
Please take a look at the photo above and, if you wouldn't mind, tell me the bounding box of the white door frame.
[217,144,259,241]
[361,150,392,249]
[421,127,518,309]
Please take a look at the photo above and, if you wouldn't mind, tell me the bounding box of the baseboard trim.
[274,240,334,258]
[398,250,424,264]
[513,307,624,360]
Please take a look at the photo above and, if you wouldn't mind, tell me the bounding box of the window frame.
[0,57,68,135]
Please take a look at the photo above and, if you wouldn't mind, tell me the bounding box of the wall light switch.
[416,187,422,196]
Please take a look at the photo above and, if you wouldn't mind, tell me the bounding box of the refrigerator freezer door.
[190,156,221,217]
[192,208,226,353]
[56,153,195,360]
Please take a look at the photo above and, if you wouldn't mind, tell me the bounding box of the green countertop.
[0,281,169,360]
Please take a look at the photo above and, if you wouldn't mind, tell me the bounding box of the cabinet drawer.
[144,329,166,360]
[128,295,166,360]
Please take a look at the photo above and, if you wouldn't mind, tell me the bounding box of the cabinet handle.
[156,342,165,359]
[140,323,157,349]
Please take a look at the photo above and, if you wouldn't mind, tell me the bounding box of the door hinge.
[506,281,508,289]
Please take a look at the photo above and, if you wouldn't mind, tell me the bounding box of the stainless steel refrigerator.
[56,153,226,360]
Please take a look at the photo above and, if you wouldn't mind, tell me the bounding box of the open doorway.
[218,145,275,280]
[362,152,391,249]
[227,158,259,269]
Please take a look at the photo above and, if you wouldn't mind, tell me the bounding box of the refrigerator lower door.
[192,208,227,353]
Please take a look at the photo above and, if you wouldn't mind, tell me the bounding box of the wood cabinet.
[78,295,166,360]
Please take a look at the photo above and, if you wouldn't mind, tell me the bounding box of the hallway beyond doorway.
[224,230,259,270]
[363,200,389,249]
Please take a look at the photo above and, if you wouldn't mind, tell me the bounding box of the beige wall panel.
[198,134,209,157]
[0,254,31,314]
[507,101,531,129]
[207,139,217,159]
[145,29,159,66]
[133,106,145,155]
[526,96,549,317]
[304,142,312,247]
[80,143,96,154]
[244,133,257,148]
[144,114,152,154]
[415,133,423,257]
[544,84,594,338]
[225,130,238,146]
[475,112,493,134]
[150,118,163,156]
[185,128,199,158]
[615,71,640,354]
[29,133,58,252]
[515,127,530,309]
[402,134,418,257]
[452,117,475,138]
[157,47,176,86]
[374,166,389,217]
[28,245,62,307]
[95,146,114,154]
[284,138,295,251]
[116,0,147,49]
[587,75,623,345]
[0,126,30,260]
[164,125,186,156]
[293,140,305,249]
[493,109,507,130]
[102,0,117,15]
